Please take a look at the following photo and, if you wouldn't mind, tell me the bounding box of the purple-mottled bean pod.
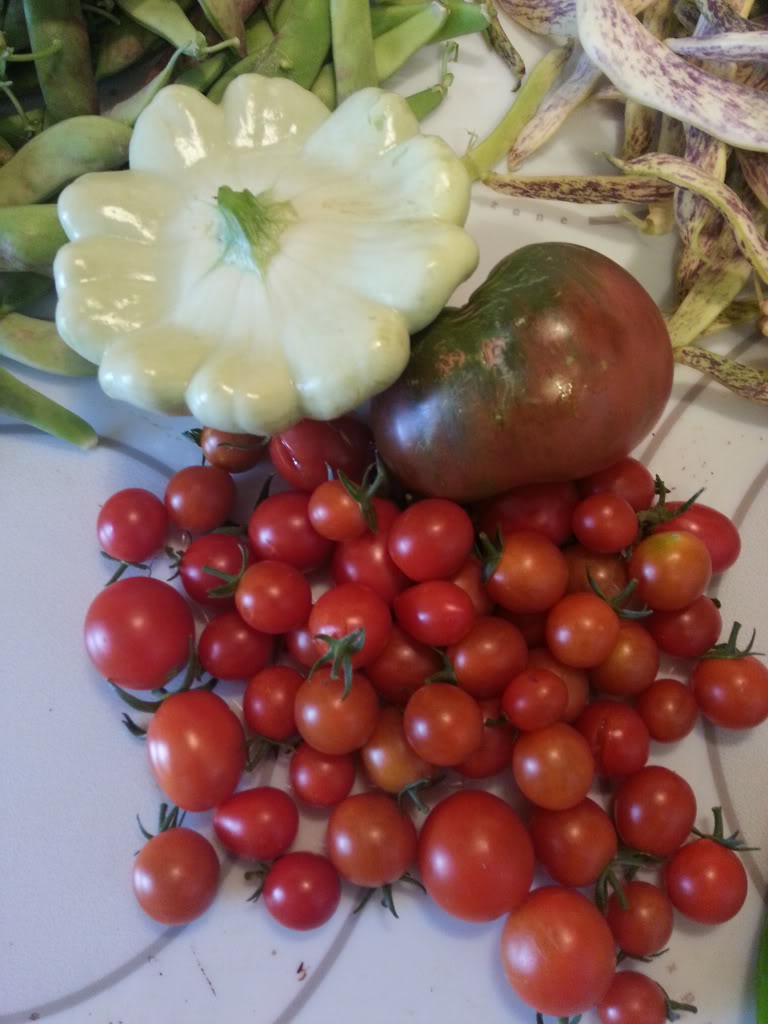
[692,0,756,32]
[703,298,761,334]
[738,151,768,209]
[484,0,525,88]
[22,0,99,122]
[676,346,768,402]
[484,172,673,202]
[666,29,768,59]
[497,0,654,36]
[622,0,673,160]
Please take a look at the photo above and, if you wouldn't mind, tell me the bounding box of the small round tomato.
[361,706,435,794]
[449,556,495,616]
[133,827,219,925]
[645,595,722,658]
[248,491,331,571]
[326,793,417,887]
[262,851,340,930]
[501,668,568,731]
[455,698,517,779]
[500,886,615,1016]
[447,616,528,699]
[289,743,356,808]
[146,690,245,811]
[365,624,443,704]
[294,666,379,755]
[285,621,323,669]
[84,577,194,690]
[213,787,298,861]
[235,560,312,635]
[477,481,579,546]
[394,581,475,647]
[571,493,638,554]
[578,456,655,511]
[664,837,748,924]
[613,765,696,857]
[418,790,534,922]
[546,593,620,669]
[563,544,629,601]
[691,651,768,729]
[243,665,304,740]
[199,427,266,473]
[403,683,484,766]
[97,487,168,563]
[164,464,236,533]
[388,499,474,581]
[512,723,594,810]
[596,971,674,1024]
[575,700,650,776]
[627,532,712,612]
[308,582,392,669]
[268,416,373,491]
[635,677,698,742]
[179,533,252,607]
[653,501,740,573]
[605,880,674,957]
[485,531,568,614]
[529,798,618,887]
[498,609,548,648]
[526,648,590,722]
[308,479,369,542]
[331,498,409,603]
[198,610,272,681]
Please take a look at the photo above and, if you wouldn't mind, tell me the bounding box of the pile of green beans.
[0,0,513,446]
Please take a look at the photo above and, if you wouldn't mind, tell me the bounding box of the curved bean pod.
[0,365,98,448]
[115,0,208,57]
[0,311,96,376]
[0,205,67,275]
[22,0,99,122]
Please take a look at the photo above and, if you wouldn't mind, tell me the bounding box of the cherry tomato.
[198,610,272,681]
[455,698,517,779]
[84,576,195,690]
[308,479,369,542]
[563,544,629,601]
[199,427,266,473]
[146,690,245,811]
[477,481,579,545]
[387,499,474,581]
[590,620,659,698]
[213,787,298,860]
[262,851,340,930]
[268,416,373,491]
[613,765,696,857]
[449,556,495,616]
[403,682,484,766]
[596,971,674,1024]
[605,880,674,957]
[326,793,417,887]
[446,616,528,700]
[97,487,168,563]
[627,532,712,611]
[546,593,620,668]
[512,722,594,810]
[664,837,748,924]
[645,595,722,658]
[635,678,699,742]
[331,498,409,603]
[691,652,768,729]
[578,456,656,511]
[289,743,356,808]
[308,583,392,669]
[133,828,219,925]
[235,560,312,634]
[365,624,443,704]
[498,609,548,648]
[248,491,331,571]
[294,666,379,755]
[164,464,236,533]
[394,581,475,647]
[526,647,590,722]
[243,665,304,740]
[485,531,568,614]
[179,533,252,607]
[653,501,740,573]
[571,493,638,554]
[361,706,435,794]
[285,621,323,669]
[529,798,618,887]
[500,886,615,1016]
[501,668,568,731]
[575,700,650,776]
[418,790,534,922]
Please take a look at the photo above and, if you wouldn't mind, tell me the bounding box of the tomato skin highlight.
[213,787,298,861]
[132,827,219,926]
[199,427,265,473]
[262,852,341,930]
[331,499,409,604]
[578,456,656,511]
[418,790,535,922]
[97,487,168,563]
[365,624,443,705]
[691,654,768,729]
[529,798,618,887]
[613,765,697,858]
[571,493,639,554]
[545,592,620,669]
[361,706,436,794]
[147,690,245,812]
[268,416,373,491]
[664,838,748,924]
[84,576,195,690]
[500,885,616,1016]
[589,621,659,698]
[501,667,569,731]
[627,531,712,611]
[326,793,417,887]
[526,647,590,721]
[485,531,568,615]
[394,580,476,647]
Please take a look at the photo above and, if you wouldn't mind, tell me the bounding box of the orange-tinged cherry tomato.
[512,722,594,810]
[326,793,417,888]
[200,427,266,473]
[403,683,484,766]
[627,532,712,611]
[447,616,528,699]
[546,593,620,668]
[361,706,436,794]
[133,828,219,926]
[294,667,379,755]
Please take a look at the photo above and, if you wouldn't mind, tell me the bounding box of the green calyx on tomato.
[136,801,186,842]
[691,805,758,852]
[109,644,218,731]
[594,847,665,914]
[585,570,652,621]
[310,627,366,697]
[200,541,250,598]
[101,550,151,586]
[334,455,389,534]
[352,871,426,920]
[700,620,763,661]
[397,775,445,814]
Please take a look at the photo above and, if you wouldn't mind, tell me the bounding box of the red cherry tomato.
[213,787,298,860]
[691,651,768,729]
[645,595,722,658]
[326,793,417,887]
[243,665,304,740]
[563,544,629,601]
[578,456,656,511]
[447,616,528,699]
[485,531,568,614]
[403,682,484,766]
[605,880,674,957]
[199,427,266,473]
[198,610,272,681]
[164,464,236,533]
[596,971,675,1024]
[501,668,569,731]
[289,743,356,808]
[235,560,312,634]
[635,678,699,742]
[394,580,475,647]
[365,624,443,704]
[248,490,331,571]
[449,556,495,616]
[571,493,639,554]
[613,765,696,857]
[308,479,369,542]
[387,499,474,581]
[529,798,618,887]
[546,593,620,668]
[477,481,579,545]
[653,501,740,573]
[499,609,548,648]
[664,837,748,924]
[285,621,323,669]
[455,698,517,779]
[331,498,409,604]
[526,647,590,722]
[360,706,435,794]
[178,533,252,607]
[268,416,373,491]
[512,722,594,810]
[262,852,340,930]
[308,582,392,668]
[294,666,379,755]
[575,700,650,776]
[133,828,219,926]
[627,532,712,611]
[97,487,168,563]
[590,621,659,698]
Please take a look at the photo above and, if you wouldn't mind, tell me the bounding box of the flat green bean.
[0,311,96,376]
[206,14,275,99]
[273,0,331,87]
[406,40,456,119]
[0,108,44,148]
[175,47,232,89]
[0,116,132,206]
[0,365,98,448]
[330,0,377,103]
[22,0,99,123]
[115,0,208,57]
[0,205,67,274]
[197,0,246,53]
[371,0,489,41]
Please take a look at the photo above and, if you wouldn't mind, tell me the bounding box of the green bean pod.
[0,108,44,148]
[175,47,233,89]
[0,311,96,376]
[22,0,99,122]
[107,45,185,124]
[406,39,456,119]
[95,10,175,79]
[0,116,132,206]
[206,15,275,100]
[0,365,98,448]
[0,270,51,309]
[0,205,67,275]
[2,0,29,49]
[197,0,246,53]
[115,0,208,57]
[330,0,377,102]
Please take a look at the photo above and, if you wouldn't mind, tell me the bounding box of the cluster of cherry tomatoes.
[82,415,767,1023]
